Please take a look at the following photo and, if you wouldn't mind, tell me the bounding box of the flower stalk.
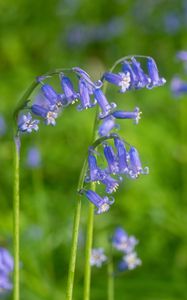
[13,136,20,300]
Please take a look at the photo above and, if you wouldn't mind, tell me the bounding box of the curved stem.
[107,258,114,300]
[13,136,20,300]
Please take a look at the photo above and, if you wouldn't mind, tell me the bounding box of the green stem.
[13,137,20,300]
[83,183,95,300]
[66,157,89,300]
[66,197,82,300]
[107,258,114,300]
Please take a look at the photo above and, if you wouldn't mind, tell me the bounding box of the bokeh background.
[0,0,187,299]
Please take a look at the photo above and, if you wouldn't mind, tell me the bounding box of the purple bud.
[98,116,116,137]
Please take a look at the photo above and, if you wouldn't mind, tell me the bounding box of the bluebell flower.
[60,74,79,104]
[102,71,131,93]
[93,88,116,118]
[41,84,60,106]
[114,138,129,174]
[77,78,95,111]
[131,57,151,88]
[0,248,14,293]
[85,153,106,182]
[90,248,107,267]
[122,61,138,89]
[18,112,39,133]
[27,147,41,168]
[112,227,138,253]
[101,174,119,194]
[98,116,116,137]
[84,189,114,214]
[112,107,142,124]
[119,252,142,271]
[31,104,58,126]
[128,147,149,179]
[171,76,187,97]
[103,143,119,174]
[0,115,7,136]
[147,57,166,88]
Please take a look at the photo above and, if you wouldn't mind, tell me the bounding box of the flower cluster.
[0,247,14,293]
[16,56,165,214]
[112,227,141,271]
[90,227,141,271]
[83,136,149,214]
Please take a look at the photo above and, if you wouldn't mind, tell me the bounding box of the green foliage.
[0,0,187,299]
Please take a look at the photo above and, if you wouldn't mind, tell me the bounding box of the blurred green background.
[0,0,187,299]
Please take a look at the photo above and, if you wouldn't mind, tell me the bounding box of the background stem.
[107,258,114,300]
[13,138,20,300]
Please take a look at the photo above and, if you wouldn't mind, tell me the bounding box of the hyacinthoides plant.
[13,55,165,300]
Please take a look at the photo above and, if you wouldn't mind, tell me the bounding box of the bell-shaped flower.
[147,57,166,88]
[103,143,119,174]
[60,75,79,104]
[112,107,142,124]
[93,88,116,118]
[85,189,114,214]
[114,138,129,174]
[102,71,131,93]
[77,78,95,111]
[128,147,149,178]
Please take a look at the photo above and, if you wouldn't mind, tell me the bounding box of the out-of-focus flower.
[90,248,107,267]
[118,252,142,271]
[0,248,14,293]
[112,227,138,253]
[176,51,187,61]
[26,147,41,168]
[171,76,187,97]
[0,115,7,137]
